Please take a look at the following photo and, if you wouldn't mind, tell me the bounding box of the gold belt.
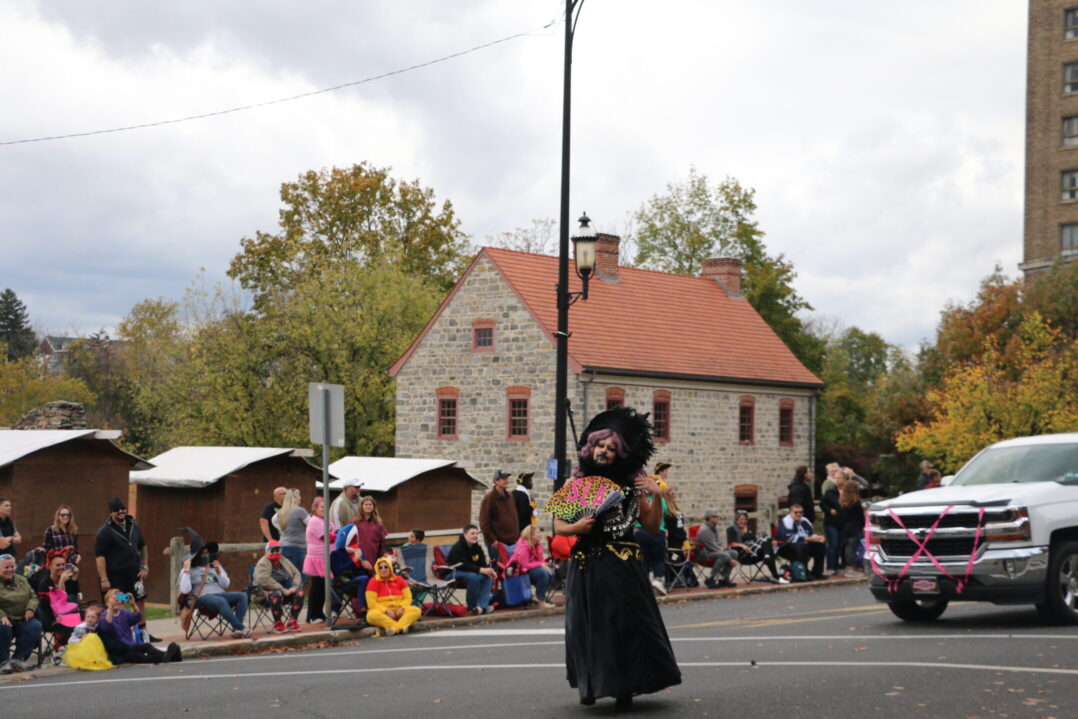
[571,540,642,570]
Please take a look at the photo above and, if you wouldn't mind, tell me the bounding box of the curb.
[2,575,868,677]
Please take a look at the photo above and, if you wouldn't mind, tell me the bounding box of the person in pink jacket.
[302,497,328,623]
[510,525,555,608]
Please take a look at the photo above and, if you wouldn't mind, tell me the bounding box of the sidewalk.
[6,573,868,679]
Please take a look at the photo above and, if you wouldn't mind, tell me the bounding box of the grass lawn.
[144,604,173,621]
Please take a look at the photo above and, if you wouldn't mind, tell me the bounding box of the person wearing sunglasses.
[94,498,158,642]
[44,505,80,566]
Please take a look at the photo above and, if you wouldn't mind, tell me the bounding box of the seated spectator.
[775,505,827,580]
[43,505,80,569]
[399,529,428,585]
[0,553,41,673]
[835,481,866,578]
[364,556,421,636]
[694,509,736,588]
[64,603,113,671]
[36,549,82,663]
[99,589,181,664]
[253,540,305,633]
[510,525,555,609]
[328,545,370,623]
[446,524,495,615]
[178,534,251,638]
[725,511,788,584]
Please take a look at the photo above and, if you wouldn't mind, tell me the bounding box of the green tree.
[630,168,822,373]
[0,289,37,361]
[0,356,93,425]
[228,163,470,305]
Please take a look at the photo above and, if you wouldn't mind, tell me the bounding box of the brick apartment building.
[389,238,822,526]
[1023,0,1078,274]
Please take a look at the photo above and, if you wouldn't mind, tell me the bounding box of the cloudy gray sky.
[1,0,1026,349]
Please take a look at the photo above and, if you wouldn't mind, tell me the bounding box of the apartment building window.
[778,399,795,447]
[436,387,459,440]
[1066,8,1078,39]
[1065,63,1078,93]
[1065,117,1078,147]
[472,320,495,351]
[738,396,755,445]
[1063,223,1078,256]
[653,390,671,442]
[506,386,531,440]
[1064,170,1078,200]
[605,386,625,410]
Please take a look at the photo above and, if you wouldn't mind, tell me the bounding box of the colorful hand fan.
[545,476,624,522]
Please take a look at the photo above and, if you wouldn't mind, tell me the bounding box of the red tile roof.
[390,247,822,388]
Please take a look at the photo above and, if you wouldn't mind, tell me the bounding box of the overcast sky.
[1,0,1026,350]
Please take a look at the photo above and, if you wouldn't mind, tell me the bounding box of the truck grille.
[879,537,977,558]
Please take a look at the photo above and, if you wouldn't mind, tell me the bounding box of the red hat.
[265,540,281,551]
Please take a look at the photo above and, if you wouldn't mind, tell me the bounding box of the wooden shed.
[324,457,484,536]
[130,447,320,604]
[0,429,150,595]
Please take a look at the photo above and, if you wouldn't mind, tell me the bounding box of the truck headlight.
[983,507,1031,542]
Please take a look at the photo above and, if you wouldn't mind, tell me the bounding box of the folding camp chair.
[423,545,466,618]
[178,593,230,640]
[245,565,274,633]
[34,590,74,667]
[665,546,698,591]
[729,549,770,585]
[688,524,719,586]
[325,547,369,628]
[394,544,430,607]
[544,536,568,603]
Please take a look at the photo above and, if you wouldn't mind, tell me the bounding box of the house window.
[778,399,794,447]
[436,387,459,440]
[1067,8,1078,39]
[1063,170,1078,200]
[1065,63,1078,93]
[506,386,531,440]
[653,390,671,442]
[472,320,494,351]
[1063,224,1078,256]
[738,396,755,445]
[1065,117,1078,147]
[605,387,625,410]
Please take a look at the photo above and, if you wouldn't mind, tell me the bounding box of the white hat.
[341,477,363,488]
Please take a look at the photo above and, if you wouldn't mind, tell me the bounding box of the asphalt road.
[4,583,1076,718]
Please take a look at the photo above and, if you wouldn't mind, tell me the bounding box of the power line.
[0,17,559,148]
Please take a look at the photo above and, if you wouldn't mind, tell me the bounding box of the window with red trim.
[605,387,624,410]
[506,386,531,440]
[436,387,459,440]
[472,320,495,351]
[653,390,671,442]
[778,399,794,446]
[738,396,755,445]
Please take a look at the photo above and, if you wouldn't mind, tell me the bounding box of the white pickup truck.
[866,433,1078,624]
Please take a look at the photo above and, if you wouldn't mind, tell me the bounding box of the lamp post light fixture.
[571,213,597,300]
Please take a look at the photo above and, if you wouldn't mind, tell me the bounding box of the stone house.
[389,237,823,527]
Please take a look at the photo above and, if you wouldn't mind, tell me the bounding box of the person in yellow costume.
[63,604,114,671]
[364,556,420,636]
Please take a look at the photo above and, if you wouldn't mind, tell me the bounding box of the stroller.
[326,547,369,627]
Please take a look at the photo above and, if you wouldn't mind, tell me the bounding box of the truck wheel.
[887,599,948,622]
[1042,541,1078,625]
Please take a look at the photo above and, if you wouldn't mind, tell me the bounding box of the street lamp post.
[553,0,590,492]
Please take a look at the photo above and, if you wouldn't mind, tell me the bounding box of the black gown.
[564,488,682,700]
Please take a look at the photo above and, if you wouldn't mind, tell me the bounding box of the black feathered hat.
[179,527,218,561]
[577,406,655,482]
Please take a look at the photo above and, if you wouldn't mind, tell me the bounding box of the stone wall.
[14,401,88,430]
[395,254,817,531]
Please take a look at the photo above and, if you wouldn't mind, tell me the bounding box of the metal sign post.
[309,382,345,621]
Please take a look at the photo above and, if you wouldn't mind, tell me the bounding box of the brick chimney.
[595,233,621,280]
[701,256,743,297]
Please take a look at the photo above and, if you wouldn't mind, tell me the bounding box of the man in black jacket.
[94,498,158,641]
[819,471,847,574]
[787,466,815,524]
[446,524,496,615]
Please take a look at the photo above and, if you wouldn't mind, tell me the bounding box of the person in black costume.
[554,407,682,710]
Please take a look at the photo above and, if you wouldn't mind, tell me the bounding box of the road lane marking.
[6,660,1078,692]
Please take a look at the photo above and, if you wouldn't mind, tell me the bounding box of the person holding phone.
[98,589,180,664]
[178,534,250,638]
